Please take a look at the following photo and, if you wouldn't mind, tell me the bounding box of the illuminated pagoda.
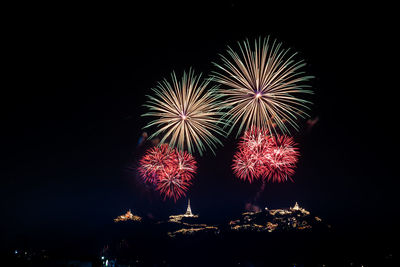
[169,199,198,223]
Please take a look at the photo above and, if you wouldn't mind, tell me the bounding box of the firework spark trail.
[254,179,267,203]
[142,69,228,155]
[212,37,313,137]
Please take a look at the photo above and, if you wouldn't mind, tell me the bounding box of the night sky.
[2,2,397,253]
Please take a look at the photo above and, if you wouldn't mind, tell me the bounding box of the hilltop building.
[169,199,198,223]
[114,210,142,222]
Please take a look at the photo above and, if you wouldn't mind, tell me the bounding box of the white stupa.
[184,199,194,217]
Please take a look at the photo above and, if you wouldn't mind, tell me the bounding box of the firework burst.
[264,135,299,183]
[156,167,192,202]
[142,69,227,155]
[232,128,299,183]
[232,148,263,183]
[172,150,197,181]
[138,144,197,201]
[138,144,173,184]
[212,37,313,136]
[232,128,270,182]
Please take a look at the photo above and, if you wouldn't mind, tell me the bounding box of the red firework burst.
[156,167,192,202]
[232,128,299,183]
[241,127,271,151]
[232,148,262,182]
[172,150,197,181]
[138,144,197,201]
[263,135,299,183]
[138,144,173,184]
[232,128,271,182]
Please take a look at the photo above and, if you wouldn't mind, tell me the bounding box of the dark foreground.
[3,222,396,267]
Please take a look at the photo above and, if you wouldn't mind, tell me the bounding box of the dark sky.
[1,2,397,252]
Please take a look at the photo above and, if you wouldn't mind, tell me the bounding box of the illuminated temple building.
[290,202,310,215]
[228,202,317,232]
[114,210,142,222]
[110,201,328,238]
[166,199,219,237]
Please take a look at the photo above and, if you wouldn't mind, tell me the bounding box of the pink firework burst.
[138,144,197,201]
[232,128,299,183]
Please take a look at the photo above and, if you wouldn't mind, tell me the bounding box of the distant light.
[14,250,18,254]
[101,256,104,260]
[105,259,108,266]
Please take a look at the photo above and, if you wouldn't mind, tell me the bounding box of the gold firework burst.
[142,69,227,155]
[212,37,313,136]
